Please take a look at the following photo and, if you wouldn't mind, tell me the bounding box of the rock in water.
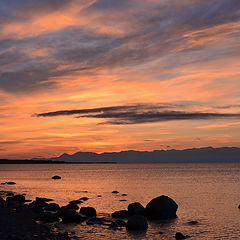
[145,195,178,219]
[52,176,61,179]
[126,215,148,231]
[59,208,85,223]
[128,202,145,216]
[175,232,190,239]
[112,210,129,219]
[80,207,96,217]
[112,190,119,194]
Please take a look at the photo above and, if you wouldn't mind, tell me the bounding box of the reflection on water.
[0,163,239,239]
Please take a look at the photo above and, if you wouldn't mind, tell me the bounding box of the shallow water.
[0,163,239,239]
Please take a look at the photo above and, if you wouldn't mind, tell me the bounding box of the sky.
[0,0,240,159]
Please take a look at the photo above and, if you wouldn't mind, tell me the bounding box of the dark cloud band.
[36,104,240,125]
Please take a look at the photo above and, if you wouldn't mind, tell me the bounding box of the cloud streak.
[36,104,240,125]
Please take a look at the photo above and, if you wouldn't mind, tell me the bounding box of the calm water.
[0,163,239,239]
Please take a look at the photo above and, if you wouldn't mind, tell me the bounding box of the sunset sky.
[0,0,240,159]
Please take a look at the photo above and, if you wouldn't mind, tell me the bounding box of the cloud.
[36,103,240,125]
[0,0,240,94]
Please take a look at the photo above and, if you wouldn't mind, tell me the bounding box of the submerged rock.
[112,210,129,219]
[175,232,190,239]
[5,182,16,185]
[187,220,199,225]
[128,202,145,216]
[80,207,96,217]
[126,215,148,231]
[52,175,61,180]
[145,195,178,219]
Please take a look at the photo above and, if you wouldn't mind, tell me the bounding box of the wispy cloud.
[36,103,240,124]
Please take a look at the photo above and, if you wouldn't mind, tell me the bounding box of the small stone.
[52,175,61,179]
[112,190,119,194]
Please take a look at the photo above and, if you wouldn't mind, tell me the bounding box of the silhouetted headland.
[31,147,240,163]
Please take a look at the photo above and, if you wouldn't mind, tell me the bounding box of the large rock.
[126,215,148,231]
[145,195,178,219]
[58,207,86,223]
[128,202,145,216]
[12,194,26,203]
[112,210,129,219]
[0,197,5,206]
[80,207,96,217]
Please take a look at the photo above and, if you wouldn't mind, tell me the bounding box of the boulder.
[59,207,85,223]
[112,210,129,219]
[175,232,190,239]
[52,176,61,179]
[80,207,96,217]
[44,203,60,211]
[126,215,148,231]
[128,202,145,216]
[65,203,79,210]
[145,195,178,219]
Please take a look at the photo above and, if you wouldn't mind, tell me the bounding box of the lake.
[0,163,239,239]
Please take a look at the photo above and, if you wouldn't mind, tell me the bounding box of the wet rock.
[5,181,16,185]
[187,220,199,225]
[112,210,129,219]
[145,195,178,219]
[80,207,96,217]
[52,175,61,179]
[45,203,60,211]
[128,202,145,216]
[175,232,190,239]
[80,197,89,201]
[6,192,14,196]
[122,194,127,196]
[65,203,79,210]
[97,195,102,197]
[126,215,148,231]
[112,190,119,194]
[238,204,240,209]
[159,231,164,234]
[120,199,127,202]
[59,207,86,223]
[69,200,83,204]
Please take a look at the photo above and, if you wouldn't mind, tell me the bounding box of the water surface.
[0,163,239,239]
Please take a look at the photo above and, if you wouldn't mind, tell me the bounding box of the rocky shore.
[0,187,193,240]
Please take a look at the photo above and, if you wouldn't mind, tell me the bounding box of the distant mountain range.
[32,147,240,163]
